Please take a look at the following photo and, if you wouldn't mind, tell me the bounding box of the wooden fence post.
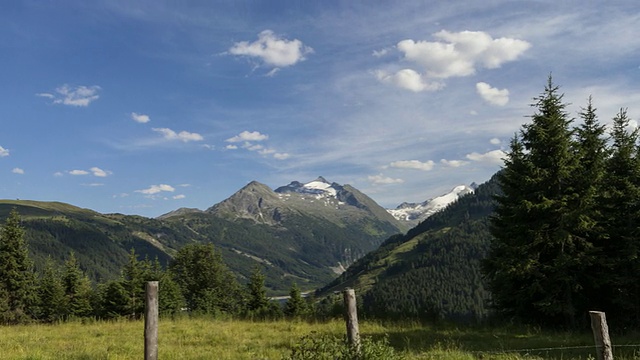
[145,281,159,360]
[343,288,360,353]
[590,311,613,360]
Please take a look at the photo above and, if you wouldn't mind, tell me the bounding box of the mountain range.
[4,176,471,294]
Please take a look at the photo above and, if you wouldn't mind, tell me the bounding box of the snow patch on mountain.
[388,185,475,223]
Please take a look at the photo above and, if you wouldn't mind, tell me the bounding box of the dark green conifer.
[485,77,589,327]
[0,209,37,324]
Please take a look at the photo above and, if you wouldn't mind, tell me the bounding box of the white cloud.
[12,168,24,174]
[135,184,175,195]
[228,30,313,70]
[38,84,101,107]
[372,48,390,57]
[440,159,468,168]
[377,30,530,92]
[225,144,238,150]
[69,170,89,176]
[368,174,405,185]
[397,31,531,79]
[0,146,9,157]
[490,138,501,145]
[90,167,111,177]
[476,82,509,106]
[152,128,203,142]
[173,194,186,200]
[274,152,290,160]
[466,149,506,165]
[131,112,150,123]
[226,131,269,143]
[244,143,264,151]
[67,167,111,177]
[389,160,435,171]
[258,148,276,155]
[375,69,443,92]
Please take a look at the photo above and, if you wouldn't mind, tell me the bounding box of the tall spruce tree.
[601,108,640,324]
[573,98,609,312]
[485,77,590,327]
[62,252,93,318]
[0,209,37,324]
[170,243,244,314]
[37,257,67,322]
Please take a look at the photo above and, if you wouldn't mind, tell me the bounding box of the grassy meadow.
[0,317,639,359]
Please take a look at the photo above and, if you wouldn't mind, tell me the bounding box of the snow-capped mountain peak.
[275,176,338,197]
[388,185,474,224]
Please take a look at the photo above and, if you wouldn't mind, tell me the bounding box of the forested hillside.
[318,176,500,322]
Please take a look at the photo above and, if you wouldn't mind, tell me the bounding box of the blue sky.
[2,1,640,218]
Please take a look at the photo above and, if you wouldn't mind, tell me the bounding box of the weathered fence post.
[590,311,613,360]
[343,288,361,353]
[145,281,159,360]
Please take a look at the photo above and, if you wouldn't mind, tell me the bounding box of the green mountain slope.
[0,178,404,295]
[317,175,500,322]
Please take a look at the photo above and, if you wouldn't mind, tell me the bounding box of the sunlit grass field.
[0,317,638,359]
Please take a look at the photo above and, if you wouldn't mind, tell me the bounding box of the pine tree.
[572,98,609,312]
[284,282,307,319]
[62,252,93,318]
[485,77,590,327]
[246,265,269,313]
[0,209,37,324]
[121,248,145,318]
[600,108,640,324]
[170,243,243,314]
[37,257,67,322]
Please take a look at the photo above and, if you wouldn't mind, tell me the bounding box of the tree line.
[0,208,326,324]
[484,76,640,328]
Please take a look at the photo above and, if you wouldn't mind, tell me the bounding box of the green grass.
[0,318,638,359]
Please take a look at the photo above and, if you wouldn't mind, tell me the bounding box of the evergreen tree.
[485,77,590,327]
[573,98,609,312]
[37,257,67,322]
[158,270,185,317]
[600,108,640,324]
[0,209,37,324]
[121,249,145,318]
[284,282,308,319]
[62,252,93,318]
[246,265,269,312]
[96,280,129,319]
[170,243,243,314]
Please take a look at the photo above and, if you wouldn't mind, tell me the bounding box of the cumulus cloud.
[225,144,238,150]
[274,152,290,160]
[37,84,101,107]
[376,30,530,92]
[440,159,469,168]
[69,170,89,176]
[0,146,9,157]
[226,131,269,143]
[67,167,111,177]
[12,168,24,174]
[173,194,186,200]
[228,30,313,71]
[131,112,150,123]
[152,128,203,142]
[368,174,405,185]
[389,160,435,171]
[90,167,111,177]
[466,149,506,165]
[490,138,502,145]
[135,184,175,195]
[476,82,509,106]
[375,69,443,92]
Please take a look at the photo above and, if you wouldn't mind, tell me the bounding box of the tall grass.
[0,318,638,359]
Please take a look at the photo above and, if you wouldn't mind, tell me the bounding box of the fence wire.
[469,343,640,355]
